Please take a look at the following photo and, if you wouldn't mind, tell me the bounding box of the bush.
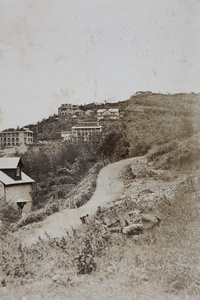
[16,210,47,227]
[46,203,59,215]
[59,176,73,185]
[76,253,96,275]
[0,201,21,224]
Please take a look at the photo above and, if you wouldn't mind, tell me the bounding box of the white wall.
[0,182,5,198]
[5,183,33,213]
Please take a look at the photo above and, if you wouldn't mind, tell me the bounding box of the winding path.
[18,157,143,247]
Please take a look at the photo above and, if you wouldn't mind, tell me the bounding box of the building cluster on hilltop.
[0,102,123,147]
[96,108,120,121]
[58,103,123,143]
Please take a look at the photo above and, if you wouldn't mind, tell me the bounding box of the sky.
[0,0,200,130]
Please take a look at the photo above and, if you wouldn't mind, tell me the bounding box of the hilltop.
[1,92,196,149]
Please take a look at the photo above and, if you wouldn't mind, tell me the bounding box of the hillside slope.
[2,156,200,299]
[14,156,145,247]
[124,92,200,157]
[1,92,200,299]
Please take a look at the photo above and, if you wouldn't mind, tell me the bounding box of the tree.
[98,129,130,162]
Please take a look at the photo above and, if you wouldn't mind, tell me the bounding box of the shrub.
[0,201,21,224]
[16,210,47,227]
[76,253,96,275]
[46,203,59,215]
[59,175,73,185]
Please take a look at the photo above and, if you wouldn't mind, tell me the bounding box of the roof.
[0,157,22,169]
[72,126,102,129]
[0,170,35,186]
[109,109,119,113]
[61,132,71,136]
[76,122,99,126]
[15,199,32,203]
[72,122,102,129]
[97,109,107,113]
[61,131,71,134]
[1,128,33,133]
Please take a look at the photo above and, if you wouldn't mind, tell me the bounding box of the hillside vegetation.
[124,93,199,157]
[2,92,200,227]
[25,92,200,168]
[1,92,200,299]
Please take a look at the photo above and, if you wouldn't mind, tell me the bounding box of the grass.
[147,134,200,170]
[1,171,200,299]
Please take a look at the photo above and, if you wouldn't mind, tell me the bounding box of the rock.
[0,277,6,287]
[120,219,129,228]
[128,213,161,230]
[107,219,121,228]
[109,227,122,233]
[122,223,143,235]
[128,210,141,216]
[141,214,161,229]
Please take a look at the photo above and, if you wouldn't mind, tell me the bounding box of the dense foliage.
[17,142,98,209]
[15,121,130,210]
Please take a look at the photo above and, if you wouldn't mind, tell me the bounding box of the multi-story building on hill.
[97,108,120,121]
[58,104,79,117]
[71,122,102,143]
[0,128,33,147]
[61,131,71,142]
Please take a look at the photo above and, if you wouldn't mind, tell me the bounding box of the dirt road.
[19,156,144,247]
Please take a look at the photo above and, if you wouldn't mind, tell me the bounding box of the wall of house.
[0,131,33,147]
[0,182,5,198]
[5,184,33,213]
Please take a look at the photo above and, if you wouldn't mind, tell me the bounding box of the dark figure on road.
[80,214,89,224]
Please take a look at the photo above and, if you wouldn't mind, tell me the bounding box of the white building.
[58,104,79,116]
[0,157,35,213]
[97,108,120,120]
[61,131,71,142]
[0,128,33,147]
[71,122,102,143]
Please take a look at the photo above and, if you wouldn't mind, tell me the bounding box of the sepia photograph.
[0,0,200,299]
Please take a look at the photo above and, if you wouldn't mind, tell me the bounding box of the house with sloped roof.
[97,108,120,120]
[0,157,35,213]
